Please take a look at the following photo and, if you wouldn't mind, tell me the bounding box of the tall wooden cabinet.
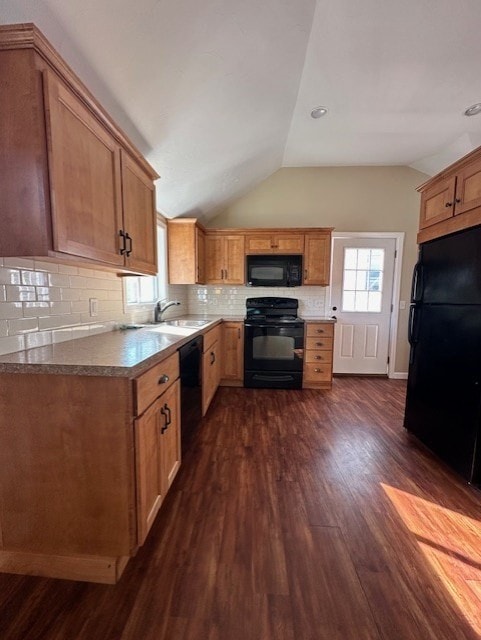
[0,23,158,275]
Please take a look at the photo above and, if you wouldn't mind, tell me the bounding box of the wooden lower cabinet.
[220,321,244,386]
[135,379,181,546]
[303,322,335,389]
[202,325,221,415]
[0,353,181,584]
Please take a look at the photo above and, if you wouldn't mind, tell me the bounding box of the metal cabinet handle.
[164,402,171,427]
[119,229,127,255]
[455,198,461,204]
[314,368,322,373]
[158,374,169,385]
[125,232,133,256]
[316,329,325,333]
[224,269,228,279]
[445,202,453,208]
[315,342,323,347]
[210,351,216,364]
[160,406,168,433]
[304,269,308,279]
[238,327,241,339]
[314,355,323,360]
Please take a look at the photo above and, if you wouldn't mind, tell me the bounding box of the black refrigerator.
[404,224,481,484]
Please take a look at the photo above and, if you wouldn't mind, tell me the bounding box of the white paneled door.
[330,237,396,375]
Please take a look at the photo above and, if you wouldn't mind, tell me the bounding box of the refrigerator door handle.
[411,261,423,303]
[408,305,418,346]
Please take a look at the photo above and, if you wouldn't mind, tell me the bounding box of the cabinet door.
[454,157,481,217]
[160,380,181,496]
[223,235,245,284]
[245,234,273,254]
[419,175,457,229]
[274,234,304,254]
[43,70,124,266]
[221,322,244,383]
[304,233,331,285]
[135,398,163,545]
[121,151,157,275]
[196,227,206,284]
[205,235,224,284]
[202,340,220,415]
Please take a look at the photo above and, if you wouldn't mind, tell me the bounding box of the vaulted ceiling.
[2,0,481,220]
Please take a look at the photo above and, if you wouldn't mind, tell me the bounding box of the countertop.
[0,314,335,378]
[302,317,336,323]
[0,316,226,378]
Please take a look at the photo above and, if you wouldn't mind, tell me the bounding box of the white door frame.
[330,232,405,379]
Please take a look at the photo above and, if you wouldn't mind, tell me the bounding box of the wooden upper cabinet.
[419,175,456,230]
[417,147,481,243]
[0,24,158,274]
[120,151,157,275]
[303,233,331,286]
[167,219,205,284]
[245,233,304,254]
[454,156,481,217]
[43,69,125,266]
[205,234,245,284]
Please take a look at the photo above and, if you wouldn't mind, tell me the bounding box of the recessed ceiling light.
[464,103,481,117]
[311,106,328,119]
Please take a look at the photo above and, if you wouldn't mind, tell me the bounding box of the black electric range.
[244,297,304,389]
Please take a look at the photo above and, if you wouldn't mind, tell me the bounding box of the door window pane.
[341,248,385,313]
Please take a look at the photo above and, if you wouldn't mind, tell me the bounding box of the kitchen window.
[123,219,167,308]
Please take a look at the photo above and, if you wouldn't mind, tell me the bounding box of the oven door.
[244,323,304,388]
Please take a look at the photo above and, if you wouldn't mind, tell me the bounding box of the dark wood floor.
[1,378,481,640]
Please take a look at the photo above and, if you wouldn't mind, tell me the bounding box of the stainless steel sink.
[161,319,210,328]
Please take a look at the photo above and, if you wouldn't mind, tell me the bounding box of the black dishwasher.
[179,336,203,453]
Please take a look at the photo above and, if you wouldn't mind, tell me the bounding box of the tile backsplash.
[187,284,329,318]
[0,258,157,356]
[0,256,327,356]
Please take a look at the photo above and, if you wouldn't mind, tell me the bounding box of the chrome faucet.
[154,300,181,323]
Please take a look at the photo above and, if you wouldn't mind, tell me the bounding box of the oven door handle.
[244,323,304,329]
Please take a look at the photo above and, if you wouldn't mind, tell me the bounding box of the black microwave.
[246,255,303,287]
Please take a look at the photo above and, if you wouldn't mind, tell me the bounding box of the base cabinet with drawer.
[0,350,181,584]
[303,322,335,389]
[202,324,222,415]
[134,354,181,546]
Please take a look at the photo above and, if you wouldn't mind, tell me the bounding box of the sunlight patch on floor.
[382,483,481,636]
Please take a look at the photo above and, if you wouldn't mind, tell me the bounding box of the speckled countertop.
[0,316,228,377]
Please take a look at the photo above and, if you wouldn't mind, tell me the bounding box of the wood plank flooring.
[1,377,481,639]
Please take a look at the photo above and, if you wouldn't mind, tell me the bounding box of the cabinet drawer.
[305,336,333,351]
[306,323,334,338]
[306,336,334,350]
[135,351,179,416]
[304,362,332,382]
[203,324,221,352]
[305,350,333,364]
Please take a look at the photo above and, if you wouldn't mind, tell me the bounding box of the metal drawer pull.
[160,406,168,433]
[315,342,324,347]
[210,351,216,364]
[314,368,323,373]
[158,374,169,384]
[316,329,325,333]
[314,355,323,360]
[164,403,172,427]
